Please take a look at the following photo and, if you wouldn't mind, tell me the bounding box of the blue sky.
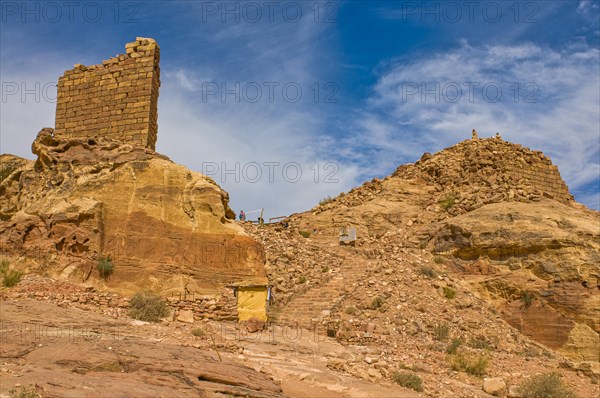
[1,0,599,218]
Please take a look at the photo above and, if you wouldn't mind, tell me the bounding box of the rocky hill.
[1,36,597,397]
[241,133,599,396]
[300,135,577,234]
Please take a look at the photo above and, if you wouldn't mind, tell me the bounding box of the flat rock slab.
[0,300,281,398]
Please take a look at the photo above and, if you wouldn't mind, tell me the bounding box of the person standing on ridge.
[239,210,246,221]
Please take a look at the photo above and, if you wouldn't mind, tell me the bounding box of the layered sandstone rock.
[0,129,267,295]
[282,134,598,364]
[422,201,599,361]
[0,300,283,398]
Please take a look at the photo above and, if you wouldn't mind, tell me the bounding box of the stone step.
[276,254,373,318]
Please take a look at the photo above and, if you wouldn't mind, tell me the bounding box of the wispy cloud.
[153,14,357,219]
[349,42,600,209]
[165,69,207,92]
[1,1,598,216]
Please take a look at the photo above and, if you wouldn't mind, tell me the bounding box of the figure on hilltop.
[472,129,479,140]
[495,132,502,140]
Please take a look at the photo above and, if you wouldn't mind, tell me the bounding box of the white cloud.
[0,11,360,220]
[351,42,600,209]
[577,0,599,14]
[0,72,59,158]
[156,73,360,219]
[165,69,206,91]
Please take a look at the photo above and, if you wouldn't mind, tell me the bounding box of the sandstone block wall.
[0,277,238,323]
[167,292,238,322]
[390,137,573,216]
[54,38,160,150]
[504,152,572,202]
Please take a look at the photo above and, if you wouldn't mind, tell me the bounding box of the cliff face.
[0,129,267,295]
[1,38,267,297]
[289,135,599,363]
[424,201,599,362]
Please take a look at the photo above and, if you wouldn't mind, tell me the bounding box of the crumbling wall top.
[54,38,160,150]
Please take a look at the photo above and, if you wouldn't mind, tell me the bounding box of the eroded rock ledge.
[1,129,267,296]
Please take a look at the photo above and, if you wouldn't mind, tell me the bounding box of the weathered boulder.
[507,385,521,397]
[483,377,506,396]
[0,130,267,295]
[177,310,195,324]
[243,317,266,333]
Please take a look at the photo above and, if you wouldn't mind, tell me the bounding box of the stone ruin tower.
[54,38,160,150]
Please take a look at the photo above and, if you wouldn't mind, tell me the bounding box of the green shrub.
[321,265,330,273]
[2,269,22,287]
[0,259,22,287]
[191,328,204,337]
[371,296,385,309]
[298,275,307,284]
[128,291,169,322]
[299,230,311,238]
[391,371,423,392]
[345,306,357,315]
[442,287,456,299]
[438,193,458,211]
[8,385,40,398]
[446,338,462,354]
[97,255,114,279]
[0,258,10,274]
[433,324,449,341]
[450,351,488,376]
[419,266,437,278]
[521,291,535,309]
[518,373,578,398]
[319,196,334,206]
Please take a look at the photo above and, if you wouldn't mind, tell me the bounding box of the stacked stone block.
[504,156,572,202]
[384,136,574,215]
[54,38,160,150]
[167,292,239,322]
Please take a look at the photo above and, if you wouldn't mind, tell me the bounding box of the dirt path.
[0,299,280,397]
[0,299,422,398]
[230,323,425,398]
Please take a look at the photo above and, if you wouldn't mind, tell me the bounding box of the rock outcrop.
[0,300,283,398]
[395,137,574,213]
[421,198,599,362]
[280,134,599,365]
[308,137,575,237]
[0,129,267,295]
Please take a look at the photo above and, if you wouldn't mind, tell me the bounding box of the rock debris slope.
[241,135,599,397]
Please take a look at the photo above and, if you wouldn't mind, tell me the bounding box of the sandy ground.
[0,299,422,397]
